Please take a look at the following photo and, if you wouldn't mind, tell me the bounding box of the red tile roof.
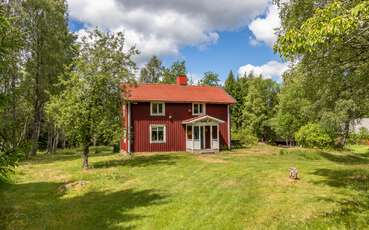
[122,83,236,104]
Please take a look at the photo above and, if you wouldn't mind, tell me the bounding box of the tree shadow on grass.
[306,168,369,228]
[318,151,369,165]
[313,168,369,191]
[93,154,179,169]
[0,181,168,230]
[27,150,117,165]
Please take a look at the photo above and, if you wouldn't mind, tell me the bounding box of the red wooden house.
[120,75,236,153]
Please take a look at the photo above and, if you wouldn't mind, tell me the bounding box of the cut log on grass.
[289,167,299,180]
[57,180,88,194]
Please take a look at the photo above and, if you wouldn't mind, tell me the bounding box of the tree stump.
[289,167,299,180]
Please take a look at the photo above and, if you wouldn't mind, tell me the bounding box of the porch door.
[205,126,211,149]
[200,126,204,149]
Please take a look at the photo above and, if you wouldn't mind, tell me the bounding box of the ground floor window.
[150,125,166,143]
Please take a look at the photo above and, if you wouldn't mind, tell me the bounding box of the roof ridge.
[123,82,236,104]
[135,83,229,91]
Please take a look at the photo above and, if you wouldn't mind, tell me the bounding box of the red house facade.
[120,76,236,153]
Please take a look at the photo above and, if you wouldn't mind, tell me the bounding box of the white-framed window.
[192,103,205,115]
[150,102,165,116]
[150,125,166,143]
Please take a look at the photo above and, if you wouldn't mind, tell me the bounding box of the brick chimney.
[176,75,188,86]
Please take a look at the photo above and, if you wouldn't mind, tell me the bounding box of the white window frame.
[150,102,165,116]
[150,124,166,143]
[192,103,206,115]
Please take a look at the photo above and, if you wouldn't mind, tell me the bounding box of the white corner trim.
[150,102,165,116]
[149,124,166,143]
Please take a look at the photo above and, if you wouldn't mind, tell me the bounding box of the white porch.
[183,115,224,153]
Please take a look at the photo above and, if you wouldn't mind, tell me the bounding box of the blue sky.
[67,0,287,83]
[161,29,282,82]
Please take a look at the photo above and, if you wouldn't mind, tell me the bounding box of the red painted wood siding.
[121,102,230,152]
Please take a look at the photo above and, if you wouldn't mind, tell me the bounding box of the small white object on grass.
[289,167,298,180]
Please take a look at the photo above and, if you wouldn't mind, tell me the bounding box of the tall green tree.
[139,56,163,83]
[47,30,138,169]
[274,0,369,145]
[231,76,249,129]
[162,60,187,83]
[224,70,236,95]
[0,4,24,179]
[242,76,279,141]
[198,71,221,86]
[272,70,311,145]
[224,70,241,129]
[21,0,75,157]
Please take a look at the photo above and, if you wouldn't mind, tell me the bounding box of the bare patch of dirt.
[57,180,88,194]
[196,156,227,163]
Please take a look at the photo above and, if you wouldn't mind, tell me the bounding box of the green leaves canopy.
[47,30,138,147]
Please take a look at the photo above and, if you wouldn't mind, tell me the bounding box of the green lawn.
[1,144,369,229]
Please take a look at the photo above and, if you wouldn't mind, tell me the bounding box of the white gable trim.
[182,115,225,124]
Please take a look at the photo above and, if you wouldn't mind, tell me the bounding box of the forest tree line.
[224,0,369,147]
[1,0,369,176]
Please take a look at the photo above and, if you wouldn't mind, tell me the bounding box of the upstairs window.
[150,125,166,143]
[192,103,205,115]
[151,102,165,116]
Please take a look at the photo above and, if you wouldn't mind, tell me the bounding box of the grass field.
[1,144,369,229]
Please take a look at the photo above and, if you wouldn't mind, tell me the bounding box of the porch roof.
[182,115,225,124]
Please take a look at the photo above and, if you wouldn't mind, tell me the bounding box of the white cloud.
[68,0,270,64]
[187,73,202,85]
[248,4,281,47]
[238,60,289,80]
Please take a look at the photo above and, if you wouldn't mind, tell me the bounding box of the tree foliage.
[198,71,221,86]
[242,75,279,141]
[47,30,138,168]
[272,0,369,147]
[0,4,25,181]
[272,69,311,144]
[162,60,187,83]
[295,123,332,148]
[139,56,163,83]
[276,0,369,68]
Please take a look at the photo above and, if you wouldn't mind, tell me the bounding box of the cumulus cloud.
[67,0,270,63]
[238,60,289,80]
[248,4,281,47]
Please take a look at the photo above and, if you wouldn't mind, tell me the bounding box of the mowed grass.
[1,144,369,230]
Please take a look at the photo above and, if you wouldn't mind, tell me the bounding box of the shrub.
[238,128,258,146]
[0,150,21,182]
[349,127,369,144]
[295,123,333,148]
